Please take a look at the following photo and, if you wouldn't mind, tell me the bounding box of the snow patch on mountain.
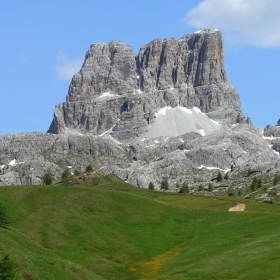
[139,106,221,140]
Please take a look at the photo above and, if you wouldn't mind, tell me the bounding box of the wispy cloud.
[56,51,83,81]
[185,0,280,47]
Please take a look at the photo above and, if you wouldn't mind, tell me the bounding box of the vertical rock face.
[68,41,138,102]
[48,29,246,142]
[137,28,226,91]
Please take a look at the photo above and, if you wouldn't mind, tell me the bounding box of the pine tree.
[43,173,53,185]
[273,175,280,186]
[217,172,223,182]
[148,182,155,190]
[238,189,242,197]
[0,202,9,228]
[250,177,258,191]
[160,180,169,190]
[0,255,15,280]
[208,183,213,192]
[179,183,189,193]
[61,168,71,183]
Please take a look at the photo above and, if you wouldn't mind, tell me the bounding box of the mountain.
[48,28,248,141]
[0,29,279,189]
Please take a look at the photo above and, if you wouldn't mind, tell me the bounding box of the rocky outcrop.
[0,132,129,185]
[48,29,246,142]
[107,124,280,189]
[1,124,279,188]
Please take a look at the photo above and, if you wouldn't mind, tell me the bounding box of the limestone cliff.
[48,29,246,142]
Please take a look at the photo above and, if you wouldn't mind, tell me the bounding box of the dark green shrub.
[250,177,262,191]
[217,172,223,182]
[208,183,213,192]
[0,255,15,280]
[224,173,229,180]
[86,165,93,173]
[148,182,155,190]
[74,170,81,176]
[247,168,258,176]
[160,180,169,190]
[264,200,273,204]
[179,183,189,193]
[228,188,235,197]
[0,202,9,228]
[43,173,53,185]
[62,168,71,183]
[198,185,204,191]
[273,175,280,186]
[238,189,241,197]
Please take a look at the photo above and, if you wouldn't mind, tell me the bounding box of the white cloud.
[185,0,280,47]
[56,51,83,81]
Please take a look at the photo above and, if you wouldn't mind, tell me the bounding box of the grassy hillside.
[0,175,280,279]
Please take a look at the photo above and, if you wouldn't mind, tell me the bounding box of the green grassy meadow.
[1,176,280,279]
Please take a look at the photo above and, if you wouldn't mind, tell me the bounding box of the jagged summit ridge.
[48,29,245,142]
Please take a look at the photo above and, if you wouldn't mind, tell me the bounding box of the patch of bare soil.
[228,203,246,211]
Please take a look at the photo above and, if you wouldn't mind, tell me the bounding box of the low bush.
[0,202,9,228]
[0,255,15,280]
[43,173,53,185]
[208,183,213,192]
[160,180,169,190]
[148,182,155,190]
[179,183,189,193]
[62,168,71,183]
[217,172,223,182]
[86,165,93,173]
[74,170,81,176]
[273,175,280,186]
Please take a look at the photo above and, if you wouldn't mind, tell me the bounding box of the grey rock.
[48,29,245,142]
[0,132,129,186]
[264,124,280,138]
[105,124,280,189]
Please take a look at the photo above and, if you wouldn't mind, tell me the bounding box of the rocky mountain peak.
[48,30,245,142]
[68,41,137,102]
[1,30,280,190]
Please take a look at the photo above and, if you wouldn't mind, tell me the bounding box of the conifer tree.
[0,202,9,228]
[208,183,213,192]
[160,180,169,190]
[43,173,53,185]
[179,183,189,193]
[217,172,223,182]
[148,182,155,190]
[0,255,15,280]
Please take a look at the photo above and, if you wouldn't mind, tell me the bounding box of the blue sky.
[1,0,280,134]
